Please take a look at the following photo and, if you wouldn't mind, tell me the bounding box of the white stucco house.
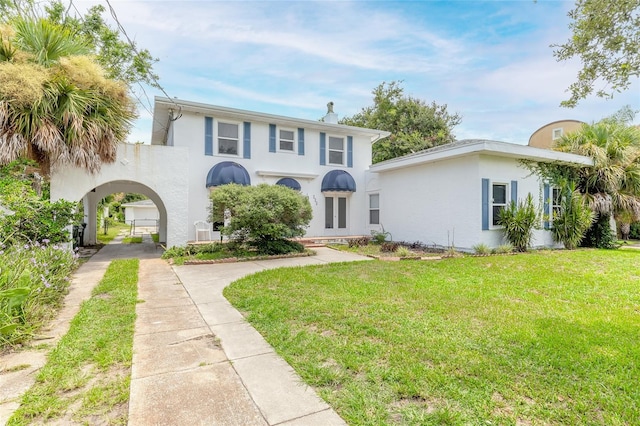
[50,97,592,250]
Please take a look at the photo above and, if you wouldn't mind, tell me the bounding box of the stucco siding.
[172,111,374,240]
[377,155,480,250]
[50,144,189,247]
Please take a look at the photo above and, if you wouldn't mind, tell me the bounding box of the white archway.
[50,144,189,247]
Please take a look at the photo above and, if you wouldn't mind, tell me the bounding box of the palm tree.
[0,18,135,174]
[554,117,640,246]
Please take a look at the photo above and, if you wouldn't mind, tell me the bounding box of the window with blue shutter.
[298,128,305,155]
[204,117,213,156]
[269,124,276,153]
[481,178,489,230]
[319,132,326,165]
[543,183,550,229]
[511,180,518,203]
[243,122,251,159]
[347,136,353,167]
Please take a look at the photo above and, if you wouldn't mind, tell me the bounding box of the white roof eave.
[369,139,593,173]
[152,97,390,145]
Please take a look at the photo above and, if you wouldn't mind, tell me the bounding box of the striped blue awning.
[206,161,251,188]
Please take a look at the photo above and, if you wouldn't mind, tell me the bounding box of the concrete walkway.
[128,243,371,425]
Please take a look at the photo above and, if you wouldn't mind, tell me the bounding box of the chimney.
[323,101,338,124]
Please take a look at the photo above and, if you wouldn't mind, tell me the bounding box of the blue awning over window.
[275,177,301,191]
[321,170,356,192]
[206,161,251,188]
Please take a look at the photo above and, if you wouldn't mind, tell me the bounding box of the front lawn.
[224,250,640,425]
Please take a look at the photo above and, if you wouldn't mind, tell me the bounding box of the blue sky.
[78,0,639,144]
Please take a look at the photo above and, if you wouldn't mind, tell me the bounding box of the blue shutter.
[510,180,518,203]
[482,178,489,230]
[204,117,213,156]
[543,183,550,230]
[298,128,305,155]
[347,136,353,167]
[243,122,251,159]
[319,132,326,166]
[269,124,276,153]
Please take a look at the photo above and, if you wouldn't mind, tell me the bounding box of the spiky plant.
[554,117,640,247]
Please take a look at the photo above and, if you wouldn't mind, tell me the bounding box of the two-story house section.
[151,97,391,241]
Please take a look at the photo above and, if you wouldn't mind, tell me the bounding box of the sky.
[75,0,639,145]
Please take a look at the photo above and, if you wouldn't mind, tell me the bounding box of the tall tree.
[340,81,461,163]
[527,109,640,247]
[0,0,158,89]
[0,17,135,174]
[554,0,640,107]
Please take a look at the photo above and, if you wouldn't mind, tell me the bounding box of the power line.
[104,0,182,122]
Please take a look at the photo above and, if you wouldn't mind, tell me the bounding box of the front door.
[325,195,348,235]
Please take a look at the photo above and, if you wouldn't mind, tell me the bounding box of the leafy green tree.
[340,81,461,163]
[0,161,80,244]
[0,17,135,174]
[554,0,640,107]
[210,184,312,254]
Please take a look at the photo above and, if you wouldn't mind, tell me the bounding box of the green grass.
[122,235,143,244]
[150,233,159,243]
[224,250,640,425]
[96,222,129,245]
[9,259,139,425]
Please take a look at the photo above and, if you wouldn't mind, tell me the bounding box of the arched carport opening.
[79,180,168,246]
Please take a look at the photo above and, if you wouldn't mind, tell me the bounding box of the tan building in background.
[528,120,585,149]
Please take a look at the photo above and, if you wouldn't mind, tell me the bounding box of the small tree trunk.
[621,222,631,240]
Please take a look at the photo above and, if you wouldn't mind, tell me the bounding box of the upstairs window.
[492,183,507,226]
[279,129,295,152]
[328,136,344,165]
[218,122,239,155]
[552,128,563,141]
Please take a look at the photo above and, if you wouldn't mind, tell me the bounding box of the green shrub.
[210,184,312,254]
[630,222,640,239]
[396,246,412,258]
[494,244,514,254]
[498,194,540,252]
[472,243,491,255]
[581,213,617,249]
[371,229,390,244]
[0,242,77,347]
[256,239,304,256]
[551,190,595,250]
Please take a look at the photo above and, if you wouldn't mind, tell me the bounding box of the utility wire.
[104,0,182,121]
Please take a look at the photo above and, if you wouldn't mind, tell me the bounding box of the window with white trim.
[369,194,380,225]
[551,187,562,220]
[218,122,239,155]
[552,128,563,141]
[492,183,507,226]
[328,136,344,165]
[279,129,295,152]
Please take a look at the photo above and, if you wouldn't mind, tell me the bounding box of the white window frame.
[551,186,562,222]
[217,121,240,156]
[552,127,563,141]
[278,128,295,152]
[328,135,344,165]
[491,182,509,228]
[369,193,380,225]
